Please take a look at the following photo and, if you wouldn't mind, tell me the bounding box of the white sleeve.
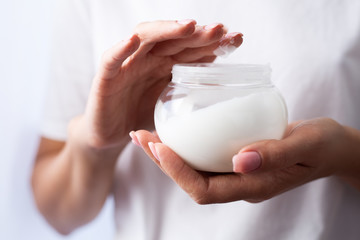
[41,0,94,141]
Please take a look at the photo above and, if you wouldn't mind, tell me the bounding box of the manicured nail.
[232,151,261,173]
[204,23,223,30]
[148,142,160,161]
[129,131,141,147]
[222,32,243,45]
[177,19,195,25]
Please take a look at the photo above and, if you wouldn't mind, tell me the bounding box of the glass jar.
[154,63,288,172]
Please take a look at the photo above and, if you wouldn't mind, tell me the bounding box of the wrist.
[67,115,127,164]
[336,125,360,189]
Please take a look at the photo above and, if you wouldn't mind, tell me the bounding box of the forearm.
[32,130,123,234]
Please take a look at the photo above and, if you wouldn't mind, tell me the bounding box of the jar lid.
[172,63,272,86]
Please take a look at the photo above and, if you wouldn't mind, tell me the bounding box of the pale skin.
[32,20,243,234]
[133,118,360,204]
[33,19,360,235]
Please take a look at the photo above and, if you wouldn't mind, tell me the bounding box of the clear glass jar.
[154,63,288,172]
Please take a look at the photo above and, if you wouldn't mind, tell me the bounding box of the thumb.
[233,124,317,173]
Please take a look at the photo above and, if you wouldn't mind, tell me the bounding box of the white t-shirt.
[43,0,360,239]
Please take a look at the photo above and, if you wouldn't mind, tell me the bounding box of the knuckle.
[263,140,288,169]
[310,128,327,146]
[189,185,212,205]
[101,51,113,70]
[307,119,343,156]
[320,117,342,136]
[134,21,145,30]
[300,122,330,150]
[101,49,111,60]
[209,27,225,39]
[134,21,150,34]
[193,193,211,205]
[179,23,196,36]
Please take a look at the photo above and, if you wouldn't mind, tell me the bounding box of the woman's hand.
[32,20,242,233]
[73,20,243,151]
[132,118,360,204]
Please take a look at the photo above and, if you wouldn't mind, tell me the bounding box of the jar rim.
[172,63,272,86]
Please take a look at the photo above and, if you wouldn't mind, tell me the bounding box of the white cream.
[155,91,287,172]
[213,44,237,58]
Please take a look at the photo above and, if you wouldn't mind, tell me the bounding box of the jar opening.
[171,63,271,86]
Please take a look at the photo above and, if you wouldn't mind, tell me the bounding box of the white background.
[0,1,114,239]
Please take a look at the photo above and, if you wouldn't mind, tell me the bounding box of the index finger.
[133,19,196,56]
[96,34,140,80]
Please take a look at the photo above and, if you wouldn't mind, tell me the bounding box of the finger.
[97,34,140,80]
[144,140,246,204]
[226,165,313,203]
[191,55,217,63]
[172,32,243,62]
[151,142,211,201]
[134,20,197,56]
[197,161,314,203]
[144,134,314,204]
[151,23,225,57]
[283,120,304,136]
[151,143,312,204]
[213,32,243,57]
[233,121,322,174]
[171,42,219,62]
[133,130,162,166]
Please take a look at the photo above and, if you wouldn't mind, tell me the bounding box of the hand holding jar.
[131,64,360,204]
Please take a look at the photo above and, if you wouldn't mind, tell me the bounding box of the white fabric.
[43,0,360,239]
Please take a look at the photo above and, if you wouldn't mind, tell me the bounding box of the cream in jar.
[154,63,288,172]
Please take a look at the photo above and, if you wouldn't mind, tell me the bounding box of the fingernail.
[148,142,160,161]
[204,23,223,30]
[129,131,141,147]
[225,32,243,38]
[223,32,243,45]
[232,151,261,173]
[177,19,195,25]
